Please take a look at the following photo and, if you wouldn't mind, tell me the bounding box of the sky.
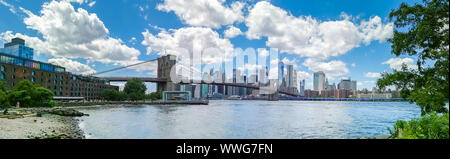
[0,0,421,92]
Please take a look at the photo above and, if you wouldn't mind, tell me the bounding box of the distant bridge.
[102,77,301,97]
[95,55,301,99]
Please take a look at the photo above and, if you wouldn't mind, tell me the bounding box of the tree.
[0,80,8,92]
[101,89,127,101]
[7,80,55,107]
[101,89,118,101]
[148,92,162,101]
[124,78,147,101]
[0,90,7,107]
[377,0,449,115]
[0,80,8,106]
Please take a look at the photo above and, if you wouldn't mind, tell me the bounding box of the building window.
[12,75,15,79]
[31,71,35,76]
[0,73,5,80]
[31,77,35,83]
[0,65,4,72]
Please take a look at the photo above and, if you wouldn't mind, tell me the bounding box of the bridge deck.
[101,77,301,97]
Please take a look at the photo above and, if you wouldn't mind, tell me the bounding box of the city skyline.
[0,0,422,91]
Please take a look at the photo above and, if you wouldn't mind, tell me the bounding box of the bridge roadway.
[102,77,301,97]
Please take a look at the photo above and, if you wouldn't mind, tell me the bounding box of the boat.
[227,95,242,100]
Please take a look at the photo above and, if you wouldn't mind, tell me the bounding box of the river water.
[75,100,421,139]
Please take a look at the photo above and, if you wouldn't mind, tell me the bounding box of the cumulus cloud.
[224,26,243,38]
[48,58,96,75]
[156,0,244,28]
[382,57,418,70]
[1,1,143,69]
[245,1,393,60]
[302,58,349,80]
[364,72,381,78]
[141,27,234,65]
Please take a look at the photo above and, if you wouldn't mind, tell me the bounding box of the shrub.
[389,113,449,139]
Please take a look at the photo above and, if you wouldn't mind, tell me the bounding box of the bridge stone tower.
[157,55,177,92]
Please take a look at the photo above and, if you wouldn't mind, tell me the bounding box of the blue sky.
[0,0,421,91]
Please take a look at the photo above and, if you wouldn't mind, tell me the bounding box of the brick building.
[1,52,118,99]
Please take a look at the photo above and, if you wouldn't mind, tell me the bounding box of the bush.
[101,89,127,101]
[147,92,162,101]
[6,80,55,108]
[389,113,449,139]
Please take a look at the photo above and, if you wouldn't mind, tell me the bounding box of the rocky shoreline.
[0,107,86,139]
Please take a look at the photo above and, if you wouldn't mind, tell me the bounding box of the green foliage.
[128,92,145,101]
[389,113,449,139]
[0,80,8,92]
[147,92,162,101]
[124,78,147,101]
[101,89,127,101]
[6,80,55,108]
[378,0,449,115]
[0,90,7,106]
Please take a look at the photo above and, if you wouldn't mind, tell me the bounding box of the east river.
[75,100,421,139]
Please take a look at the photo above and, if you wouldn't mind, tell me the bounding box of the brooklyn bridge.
[91,55,302,100]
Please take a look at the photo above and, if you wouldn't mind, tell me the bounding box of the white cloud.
[64,0,88,4]
[296,71,313,89]
[0,0,16,13]
[382,57,418,70]
[245,1,393,60]
[1,1,142,68]
[364,72,381,78]
[258,48,269,57]
[302,58,349,80]
[141,27,234,64]
[48,58,96,75]
[224,26,243,38]
[156,0,245,28]
[351,63,356,67]
[360,16,394,44]
[88,1,96,7]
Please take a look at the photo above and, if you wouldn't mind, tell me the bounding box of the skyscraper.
[287,65,294,88]
[278,61,284,88]
[0,37,34,60]
[313,71,326,92]
[338,78,352,90]
[300,79,305,96]
[351,80,357,93]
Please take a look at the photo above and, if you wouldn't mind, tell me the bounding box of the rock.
[47,108,88,117]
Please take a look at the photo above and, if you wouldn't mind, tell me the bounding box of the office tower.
[301,79,305,96]
[0,37,34,60]
[338,78,352,90]
[293,70,297,88]
[351,80,357,93]
[278,61,284,87]
[313,71,326,92]
[259,67,266,84]
[286,65,294,88]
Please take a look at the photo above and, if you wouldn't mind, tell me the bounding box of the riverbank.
[55,100,209,107]
[0,108,85,139]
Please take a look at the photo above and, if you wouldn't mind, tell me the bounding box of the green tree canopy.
[0,80,8,92]
[124,78,147,101]
[377,0,449,115]
[7,80,55,107]
[101,89,127,101]
[147,92,162,101]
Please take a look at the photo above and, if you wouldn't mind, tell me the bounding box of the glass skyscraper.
[0,38,34,60]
